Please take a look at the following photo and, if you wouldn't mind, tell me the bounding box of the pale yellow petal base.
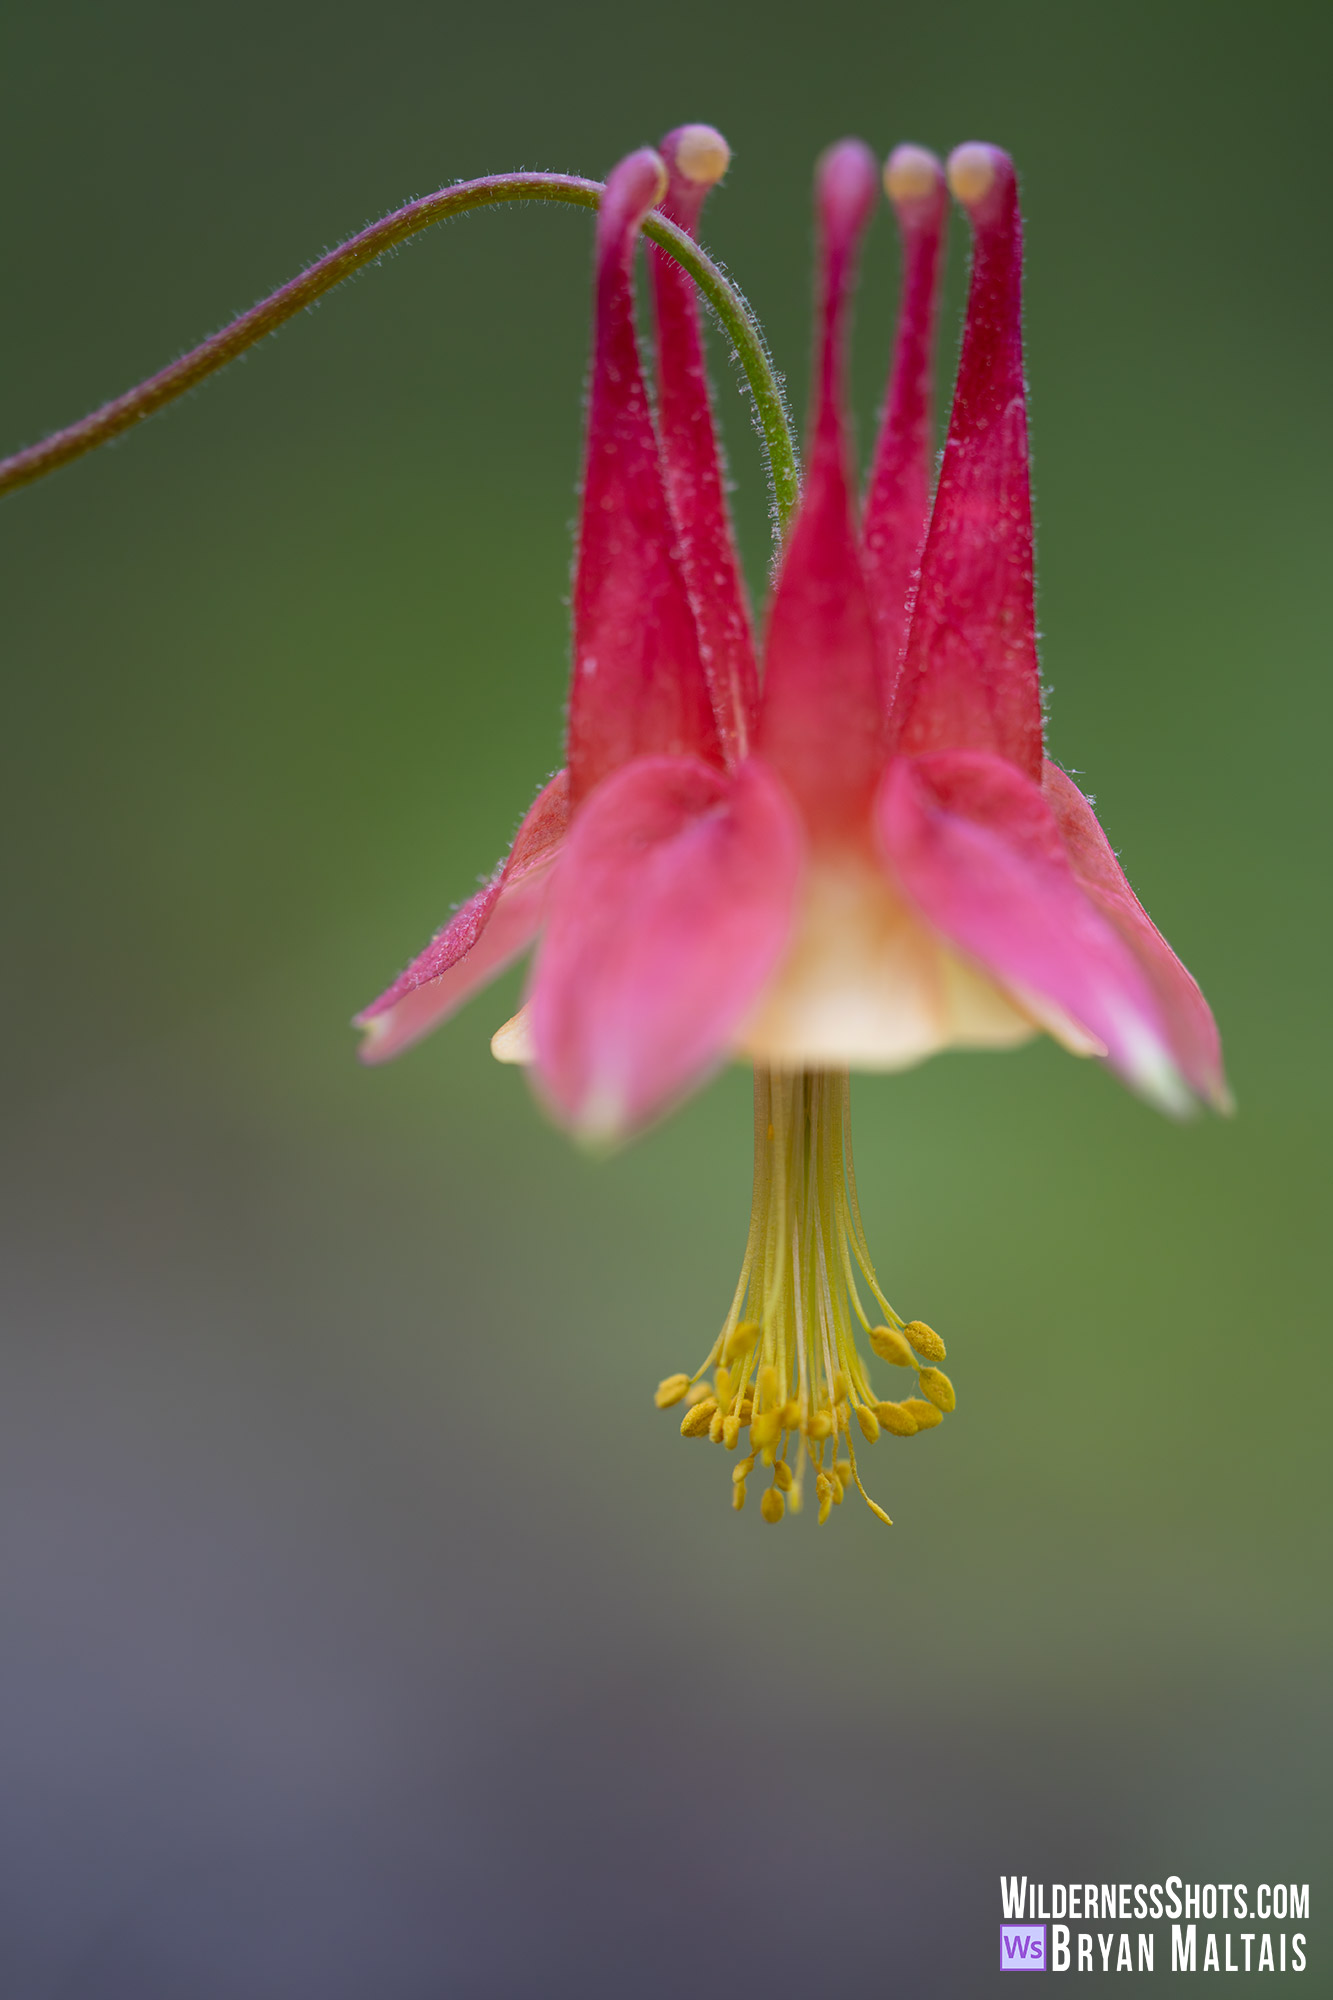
[491,1010,535,1064]
[737,858,1040,1071]
[489,855,1104,1077]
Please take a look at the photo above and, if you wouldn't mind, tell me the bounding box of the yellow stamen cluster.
[655,1068,957,1526]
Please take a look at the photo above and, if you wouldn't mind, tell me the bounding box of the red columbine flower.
[356,128,1228,1527]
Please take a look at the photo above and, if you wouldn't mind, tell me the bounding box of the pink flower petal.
[1042,761,1231,1111]
[879,750,1199,1113]
[355,771,568,1063]
[567,150,721,805]
[862,145,948,670]
[529,754,803,1139]
[892,145,1043,779]
[651,126,759,765]
[756,139,889,846]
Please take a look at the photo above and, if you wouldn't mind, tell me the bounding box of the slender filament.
[660,1069,956,1525]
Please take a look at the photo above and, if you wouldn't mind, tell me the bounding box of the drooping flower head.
[355,127,1228,1525]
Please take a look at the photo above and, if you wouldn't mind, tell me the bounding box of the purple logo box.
[1001,1924,1046,1969]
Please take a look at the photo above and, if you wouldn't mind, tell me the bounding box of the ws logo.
[1001,1924,1047,1969]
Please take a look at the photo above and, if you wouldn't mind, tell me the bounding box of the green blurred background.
[1,0,1327,1990]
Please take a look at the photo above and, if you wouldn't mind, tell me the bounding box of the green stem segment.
[0,171,800,532]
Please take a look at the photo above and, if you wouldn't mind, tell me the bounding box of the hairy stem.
[0,171,800,532]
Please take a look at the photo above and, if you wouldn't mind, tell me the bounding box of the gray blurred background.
[1,0,1328,1991]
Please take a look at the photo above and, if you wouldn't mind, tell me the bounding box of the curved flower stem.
[0,171,800,533]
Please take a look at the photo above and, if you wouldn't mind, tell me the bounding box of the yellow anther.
[680,1397,718,1438]
[902,1397,943,1430]
[750,1408,782,1448]
[905,1320,947,1362]
[884,142,941,207]
[683,1072,960,1523]
[869,1325,915,1368]
[865,1498,894,1527]
[732,1479,747,1512]
[918,1367,955,1412]
[673,123,731,187]
[723,1321,759,1364]
[654,1373,692,1409]
[947,141,997,208]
